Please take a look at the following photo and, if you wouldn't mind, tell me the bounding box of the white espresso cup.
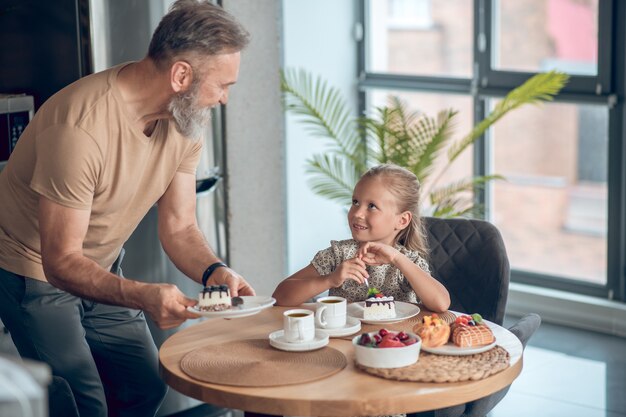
[315,296,347,329]
[283,309,315,343]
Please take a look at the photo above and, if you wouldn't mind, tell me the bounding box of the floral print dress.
[311,239,430,303]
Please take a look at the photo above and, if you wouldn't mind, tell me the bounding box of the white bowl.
[352,331,422,368]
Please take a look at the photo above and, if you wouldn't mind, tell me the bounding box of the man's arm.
[157,171,255,296]
[39,195,199,329]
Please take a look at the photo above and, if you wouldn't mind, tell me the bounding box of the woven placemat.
[180,339,347,387]
[356,345,510,383]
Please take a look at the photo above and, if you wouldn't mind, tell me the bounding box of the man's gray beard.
[168,86,212,140]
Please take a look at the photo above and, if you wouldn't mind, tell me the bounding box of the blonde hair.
[360,164,429,257]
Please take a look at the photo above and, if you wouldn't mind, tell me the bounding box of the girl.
[273,164,450,313]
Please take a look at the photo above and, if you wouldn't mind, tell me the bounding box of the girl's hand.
[328,257,369,288]
[358,242,400,266]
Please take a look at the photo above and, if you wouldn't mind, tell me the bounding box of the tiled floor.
[168,315,626,417]
[490,316,626,417]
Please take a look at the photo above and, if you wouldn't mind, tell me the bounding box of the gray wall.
[223,0,358,297]
[223,1,287,297]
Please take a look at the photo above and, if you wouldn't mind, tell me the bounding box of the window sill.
[507,282,626,337]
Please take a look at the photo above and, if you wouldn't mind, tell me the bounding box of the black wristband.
[202,262,228,287]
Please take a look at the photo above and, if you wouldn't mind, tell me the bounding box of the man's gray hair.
[148,0,250,70]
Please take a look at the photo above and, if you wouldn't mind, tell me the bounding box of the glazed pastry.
[413,314,451,348]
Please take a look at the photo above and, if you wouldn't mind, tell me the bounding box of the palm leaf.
[305,154,360,206]
[280,68,366,171]
[448,71,569,162]
[281,67,566,219]
[410,109,458,182]
[431,200,477,218]
[428,175,504,218]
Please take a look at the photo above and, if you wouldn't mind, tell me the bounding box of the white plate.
[269,329,329,352]
[421,312,498,355]
[347,301,420,324]
[188,296,276,319]
[317,316,362,337]
[421,339,497,356]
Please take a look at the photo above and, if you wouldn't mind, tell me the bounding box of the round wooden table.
[159,306,523,416]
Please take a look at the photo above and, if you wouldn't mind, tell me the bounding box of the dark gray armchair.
[424,216,510,325]
[408,217,541,417]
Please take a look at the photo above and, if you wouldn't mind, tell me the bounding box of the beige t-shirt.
[0,63,202,281]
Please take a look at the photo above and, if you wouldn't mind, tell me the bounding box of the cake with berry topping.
[450,313,495,347]
[198,285,231,311]
[363,288,396,320]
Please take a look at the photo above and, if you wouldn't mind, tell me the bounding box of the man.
[0,1,255,416]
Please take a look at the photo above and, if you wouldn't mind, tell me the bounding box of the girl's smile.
[348,176,409,246]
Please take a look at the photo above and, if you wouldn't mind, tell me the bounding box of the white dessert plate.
[421,312,498,355]
[317,316,362,337]
[347,301,420,324]
[269,329,330,352]
[188,296,276,319]
[421,339,497,356]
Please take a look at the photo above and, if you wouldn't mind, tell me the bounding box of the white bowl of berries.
[352,329,421,368]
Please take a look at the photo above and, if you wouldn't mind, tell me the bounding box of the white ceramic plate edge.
[347,301,420,324]
[421,338,497,356]
[318,316,362,337]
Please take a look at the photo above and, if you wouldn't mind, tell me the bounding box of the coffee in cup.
[315,296,347,329]
[283,309,315,343]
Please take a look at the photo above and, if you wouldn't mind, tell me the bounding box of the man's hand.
[142,283,200,329]
[207,267,256,297]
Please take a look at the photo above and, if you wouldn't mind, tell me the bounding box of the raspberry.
[397,331,409,341]
[379,328,389,337]
[403,338,418,346]
[378,338,405,348]
[382,333,398,341]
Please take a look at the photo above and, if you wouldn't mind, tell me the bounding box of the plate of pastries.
[413,313,497,356]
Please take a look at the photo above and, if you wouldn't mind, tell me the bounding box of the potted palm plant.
[281,69,569,217]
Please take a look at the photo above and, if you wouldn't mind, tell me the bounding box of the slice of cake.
[363,287,396,320]
[198,285,232,312]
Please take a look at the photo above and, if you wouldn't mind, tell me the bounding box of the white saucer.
[268,329,329,352]
[317,316,362,337]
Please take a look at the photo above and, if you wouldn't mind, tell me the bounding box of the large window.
[359,0,624,300]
